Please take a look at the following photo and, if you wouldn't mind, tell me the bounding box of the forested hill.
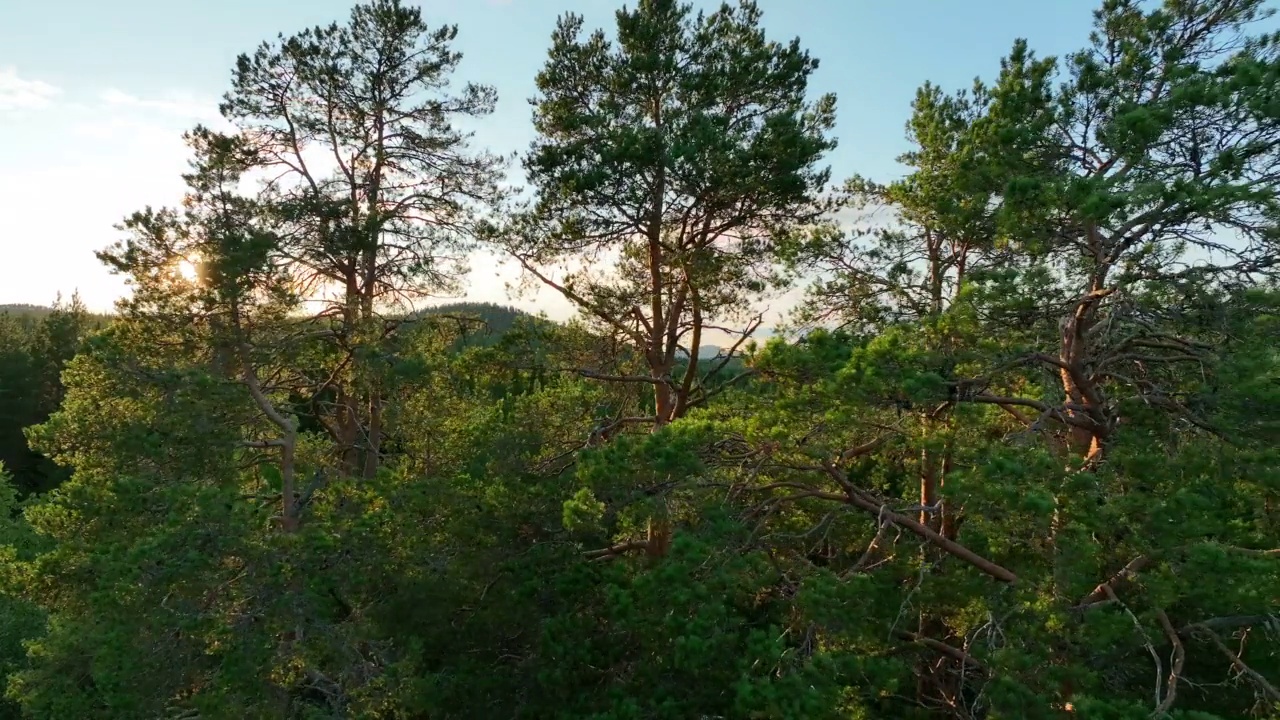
[413,301,527,328]
[2,301,528,334]
[0,303,111,328]
[2,301,731,356]
[0,304,51,318]
[411,301,543,347]
[2,1,1279,718]
[413,302,731,358]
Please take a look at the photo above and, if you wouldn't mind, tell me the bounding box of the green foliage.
[0,295,99,495]
[0,466,44,719]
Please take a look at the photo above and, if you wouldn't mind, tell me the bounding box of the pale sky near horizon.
[0,0,1105,324]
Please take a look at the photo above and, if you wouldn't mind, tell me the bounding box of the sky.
[0,0,1104,323]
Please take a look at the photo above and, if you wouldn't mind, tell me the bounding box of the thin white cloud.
[98,87,223,123]
[0,67,61,111]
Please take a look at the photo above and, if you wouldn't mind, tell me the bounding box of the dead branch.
[684,369,758,412]
[548,367,665,385]
[893,629,987,674]
[509,253,648,347]
[700,312,763,382]
[242,439,289,448]
[850,518,892,574]
[1178,615,1279,634]
[583,540,649,561]
[1102,585,1164,711]
[1153,609,1184,718]
[967,393,1097,430]
[1078,545,1279,609]
[838,489,1015,583]
[238,341,299,531]
[756,475,1017,583]
[1224,546,1280,558]
[1077,555,1154,608]
[1185,624,1280,703]
[840,435,889,462]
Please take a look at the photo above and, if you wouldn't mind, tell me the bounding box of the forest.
[1,0,1279,717]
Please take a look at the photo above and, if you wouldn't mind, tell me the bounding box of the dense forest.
[1,0,1279,717]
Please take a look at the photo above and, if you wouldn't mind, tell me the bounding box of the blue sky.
[0,0,1102,318]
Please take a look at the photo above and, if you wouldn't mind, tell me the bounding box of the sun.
[177,255,201,282]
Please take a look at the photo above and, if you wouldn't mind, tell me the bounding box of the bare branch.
[755,474,1017,583]
[1103,586,1164,711]
[242,439,288,449]
[1153,609,1185,718]
[1178,615,1279,633]
[1078,555,1154,608]
[1185,625,1280,703]
[850,518,891,574]
[583,540,649,561]
[893,629,988,674]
